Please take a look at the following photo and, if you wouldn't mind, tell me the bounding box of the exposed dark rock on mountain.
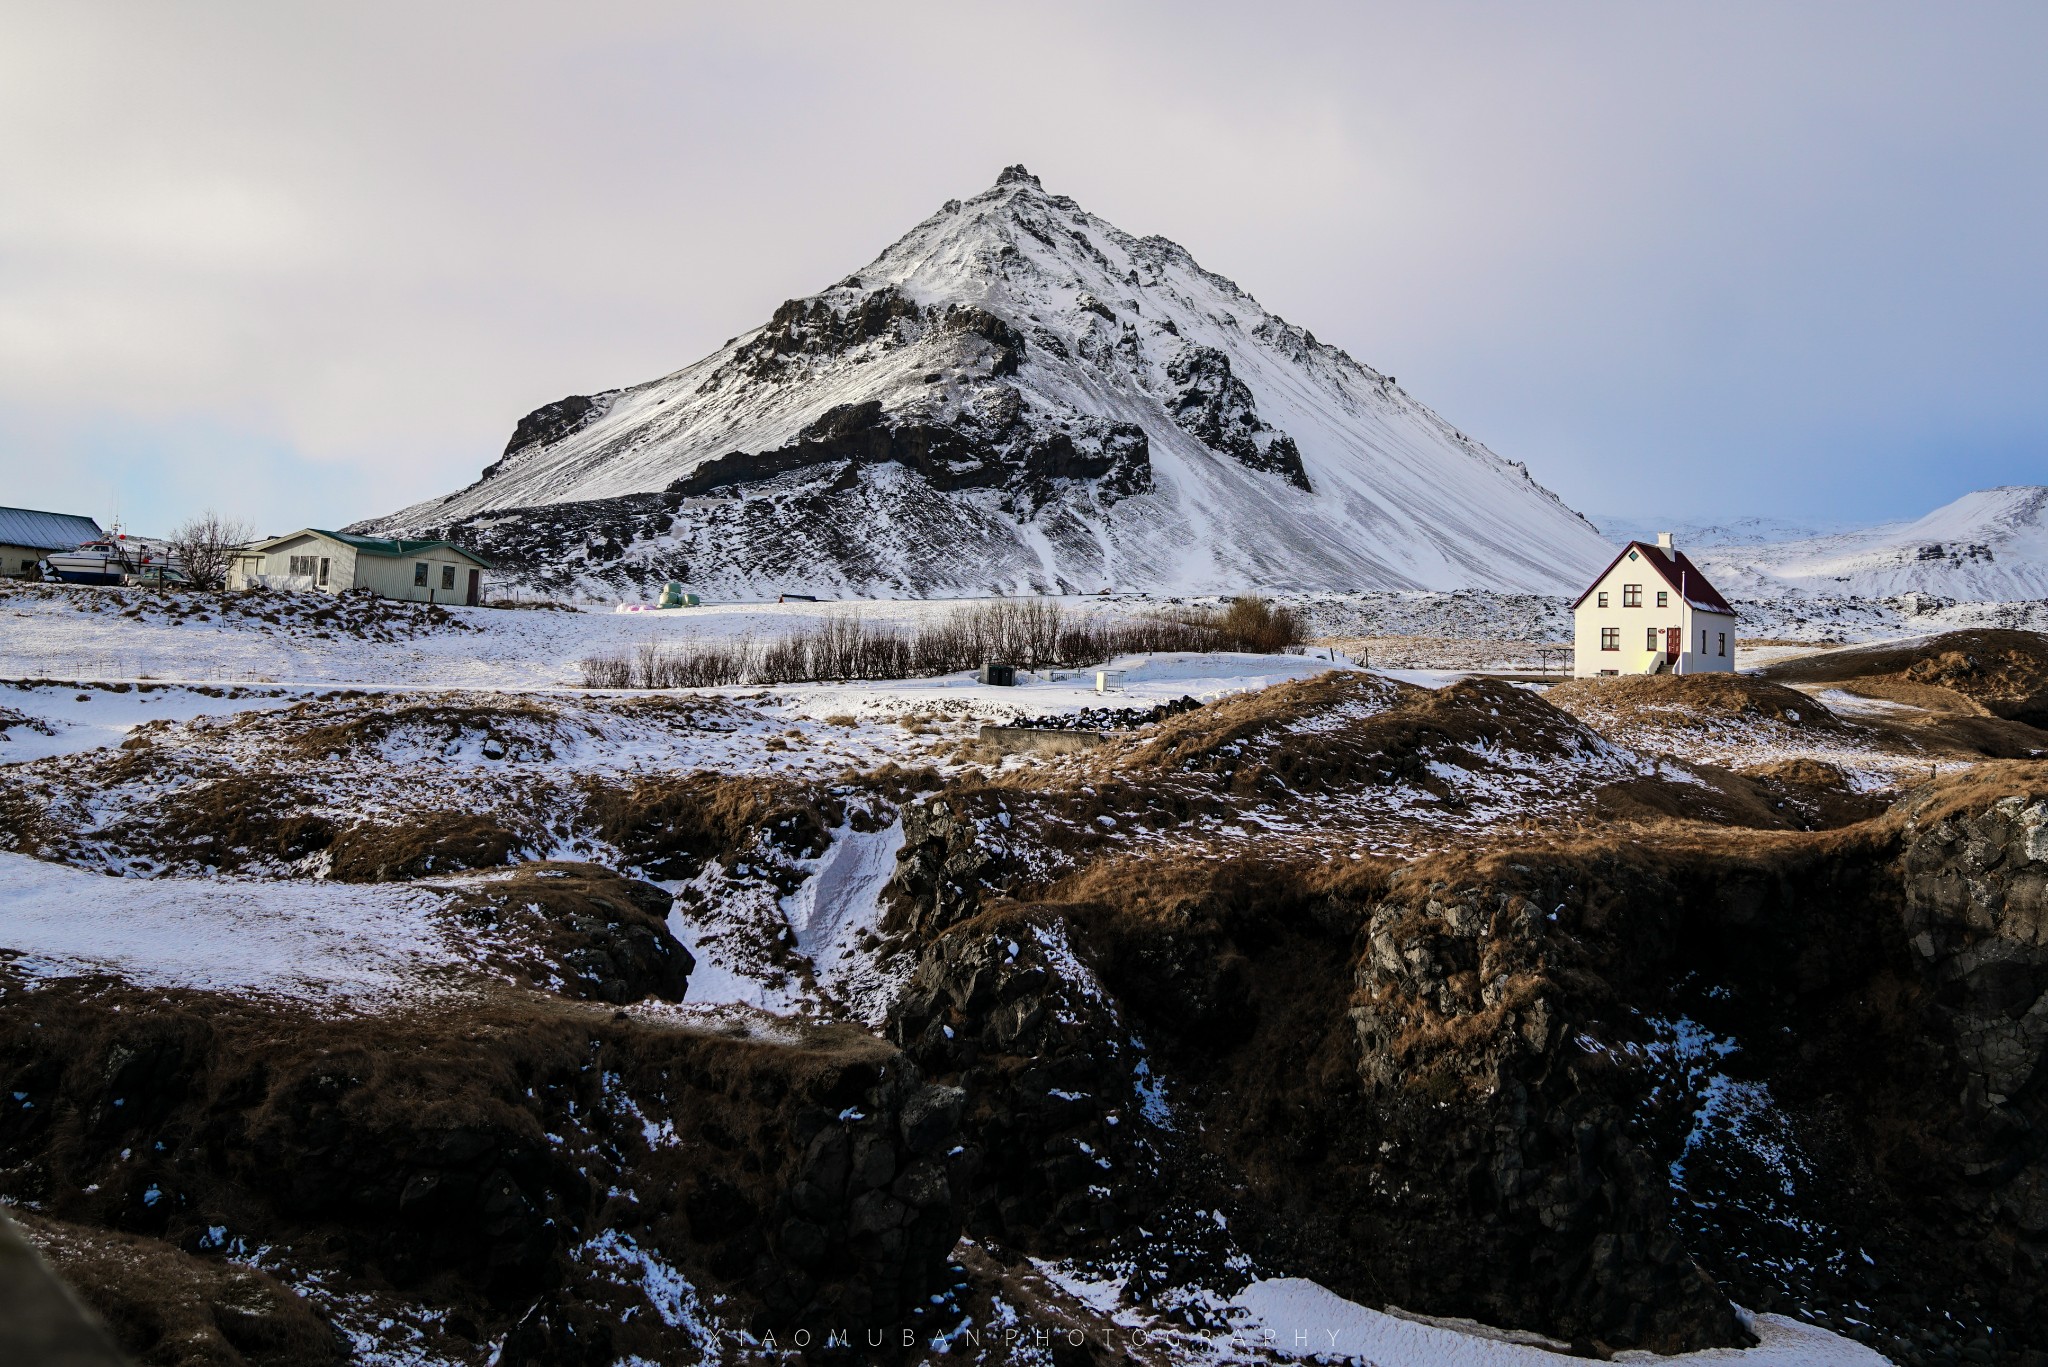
[492,393,613,475]
[361,168,1608,598]
[1165,344,1310,491]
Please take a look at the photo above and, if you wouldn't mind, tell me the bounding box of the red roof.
[1571,541,1736,616]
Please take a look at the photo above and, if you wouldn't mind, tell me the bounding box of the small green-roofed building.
[231,529,493,604]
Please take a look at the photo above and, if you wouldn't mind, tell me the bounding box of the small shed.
[232,530,493,604]
[0,506,104,580]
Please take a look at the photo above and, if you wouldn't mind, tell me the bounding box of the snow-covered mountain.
[1585,512,1865,550]
[1685,486,2048,600]
[363,166,1612,599]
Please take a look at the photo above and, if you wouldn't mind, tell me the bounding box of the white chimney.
[1657,531,1675,551]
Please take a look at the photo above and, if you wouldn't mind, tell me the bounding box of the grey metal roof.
[0,506,103,551]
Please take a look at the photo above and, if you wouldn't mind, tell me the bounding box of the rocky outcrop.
[887,915,1160,1254]
[440,862,694,1004]
[1349,879,1750,1352]
[1165,344,1310,491]
[1898,792,2048,1313]
[0,976,964,1361]
[667,397,1151,511]
[883,795,1006,939]
[868,759,2048,1360]
[485,392,615,479]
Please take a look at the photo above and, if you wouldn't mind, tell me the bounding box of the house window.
[1596,591,1609,608]
[1600,628,1619,651]
[1656,590,1668,607]
[1700,630,1707,653]
[1623,584,1642,607]
[1598,669,1618,676]
[414,562,429,587]
[288,554,317,577]
[318,557,330,586]
[1718,632,1727,657]
[1646,627,1659,650]
[441,564,456,590]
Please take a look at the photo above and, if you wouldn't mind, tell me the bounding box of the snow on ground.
[0,851,463,1010]
[782,819,908,1024]
[0,681,299,763]
[776,651,1357,725]
[1230,1277,1885,1366]
[0,582,1345,696]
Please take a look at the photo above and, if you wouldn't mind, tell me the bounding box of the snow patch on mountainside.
[365,167,1612,598]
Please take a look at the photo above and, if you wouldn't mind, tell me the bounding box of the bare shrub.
[577,596,1307,689]
[168,510,257,591]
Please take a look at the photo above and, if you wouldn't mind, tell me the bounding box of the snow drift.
[361,166,1612,599]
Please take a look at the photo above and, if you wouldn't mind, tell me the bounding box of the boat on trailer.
[43,533,185,587]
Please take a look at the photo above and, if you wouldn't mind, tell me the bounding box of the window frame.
[414,562,429,587]
[1656,590,1668,608]
[1599,627,1620,651]
[440,564,456,591]
[1718,632,1727,657]
[1596,590,1609,608]
[1622,583,1643,607]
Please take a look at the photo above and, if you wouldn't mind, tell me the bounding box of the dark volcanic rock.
[0,984,965,1359]
[488,393,614,476]
[666,396,1150,509]
[1165,343,1311,491]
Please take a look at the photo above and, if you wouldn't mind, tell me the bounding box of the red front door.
[1665,626,1682,657]
[466,568,480,606]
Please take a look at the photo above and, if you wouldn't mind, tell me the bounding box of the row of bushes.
[579,596,1306,689]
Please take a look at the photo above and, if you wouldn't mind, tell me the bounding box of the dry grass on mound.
[1546,672,1854,733]
[287,698,560,762]
[1119,671,1610,789]
[578,771,841,882]
[1760,628,2048,726]
[13,1208,345,1367]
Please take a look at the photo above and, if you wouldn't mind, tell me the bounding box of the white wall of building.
[353,546,484,604]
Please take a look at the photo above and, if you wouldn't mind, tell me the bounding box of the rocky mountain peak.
[360,171,1611,599]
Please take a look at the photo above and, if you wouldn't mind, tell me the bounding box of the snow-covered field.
[8,581,2042,701]
[0,850,462,1011]
[0,582,1346,693]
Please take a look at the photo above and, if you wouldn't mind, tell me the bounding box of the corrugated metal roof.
[0,506,103,551]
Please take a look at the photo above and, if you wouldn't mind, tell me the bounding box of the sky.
[1,1,2043,537]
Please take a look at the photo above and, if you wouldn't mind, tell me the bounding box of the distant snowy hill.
[361,166,1612,599]
[1683,486,2048,600]
[1586,512,1864,550]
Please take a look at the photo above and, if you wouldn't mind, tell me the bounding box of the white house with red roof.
[1571,533,1738,677]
